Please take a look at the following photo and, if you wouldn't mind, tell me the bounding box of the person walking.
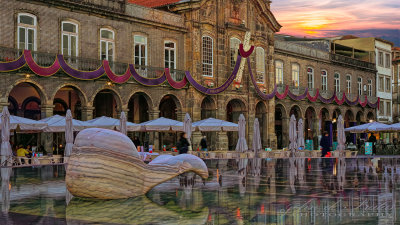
[320,131,331,157]
[200,136,208,151]
[178,132,189,154]
[368,133,377,155]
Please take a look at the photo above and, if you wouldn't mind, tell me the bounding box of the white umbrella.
[235,114,248,152]
[64,110,73,157]
[85,116,139,132]
[40,114,86,132]
[139,117,183,131]
[252,118,261,153]
[183,113,192,152]
[0,114,47,131]
[376,122,400,132]
[289,115,297,153]
[297,119,305,149]
[0,107,12,166]
[337,115,346,151]
[119,111,127,135]
[344,122,391,133]
[192,118,238,132]
[183,113,192,139]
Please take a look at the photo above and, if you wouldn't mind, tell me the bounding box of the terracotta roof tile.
[128,0,181,8]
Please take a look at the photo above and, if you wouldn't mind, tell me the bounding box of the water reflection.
[0,158,399,224]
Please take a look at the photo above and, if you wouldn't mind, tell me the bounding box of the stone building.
[333,37,394,123]
[274,36,377,149]
[392,47,400,122]
[0,0,281,152]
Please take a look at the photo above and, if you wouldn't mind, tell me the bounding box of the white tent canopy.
[138,117,183,131]
[85,116,140,132]
[0,114,47,131]
[192,118,238,132]
[376,122,400,132]
[344,122,392,133]
[40,114,87,132]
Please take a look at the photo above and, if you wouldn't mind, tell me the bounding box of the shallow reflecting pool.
[1,157,400,224]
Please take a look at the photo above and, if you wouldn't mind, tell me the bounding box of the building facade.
[392,47,400,122]
[0,0,281,152]
[274,37,377,149]
[334,37,394,123]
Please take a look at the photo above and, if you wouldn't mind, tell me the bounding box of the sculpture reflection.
[66,195,209,225]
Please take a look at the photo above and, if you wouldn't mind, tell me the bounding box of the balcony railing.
[0,46,185,82]
[330,53,375,70]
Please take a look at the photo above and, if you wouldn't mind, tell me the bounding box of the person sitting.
[16,145,31,164]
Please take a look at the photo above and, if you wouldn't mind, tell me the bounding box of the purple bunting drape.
[24,50,60,76]
[103,60,131,84]
[0,54,26,72]
[165,68,188,89]
[0,49,380,109]
[185,54,242,95]
[129,65,166,86]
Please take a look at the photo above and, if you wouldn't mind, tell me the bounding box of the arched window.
[307,67,314,89]
[291,63,300,87]
[17,13,37,50]
[230,38,241,70]
[202,36,213,77]
[334,73,340,92]
[357,77,362,96]
[100,28,114,61]
[275,60,283,85]
[321,70,327,91]
[346,74,351,93]
[368,79,372,96]
[164,41,176,69]
[62,21,78,57]
[256,47,265,84]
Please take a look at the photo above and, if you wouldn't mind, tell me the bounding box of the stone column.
[81,106,94,121]
[192,131,202,151]
[40,104,54,154]
[117,106,129,118]
[176,111,186,122]
[267,100,277,149]
[148,109,160,151]
[282,116,289,149]
[0,101,9,109]
[215,131,228,151]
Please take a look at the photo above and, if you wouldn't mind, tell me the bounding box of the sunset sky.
[271,0,400,46]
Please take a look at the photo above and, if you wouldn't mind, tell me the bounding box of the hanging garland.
[0,49,380,109]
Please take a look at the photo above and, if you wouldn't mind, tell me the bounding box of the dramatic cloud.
[271,0,400,46]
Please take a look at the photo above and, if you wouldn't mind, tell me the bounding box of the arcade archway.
[226,99,246,150]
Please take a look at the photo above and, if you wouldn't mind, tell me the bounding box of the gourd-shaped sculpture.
[66,128,208,199]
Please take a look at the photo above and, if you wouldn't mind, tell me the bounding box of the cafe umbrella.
[289,115,297,154]
[252,118,261,153]
[0,107,12,166]
[64,109,74,158]
[235,114,248,152]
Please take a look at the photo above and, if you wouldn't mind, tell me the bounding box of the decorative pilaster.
[81,106,95,121]
[40,104,54,154]
[148,109,160,151]
[215,131,228,151]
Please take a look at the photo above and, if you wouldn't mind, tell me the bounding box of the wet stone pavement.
[0,157,399,224]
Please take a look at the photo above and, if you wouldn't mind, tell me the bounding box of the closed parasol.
[289,115,297,153]
[235,114,248,152]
